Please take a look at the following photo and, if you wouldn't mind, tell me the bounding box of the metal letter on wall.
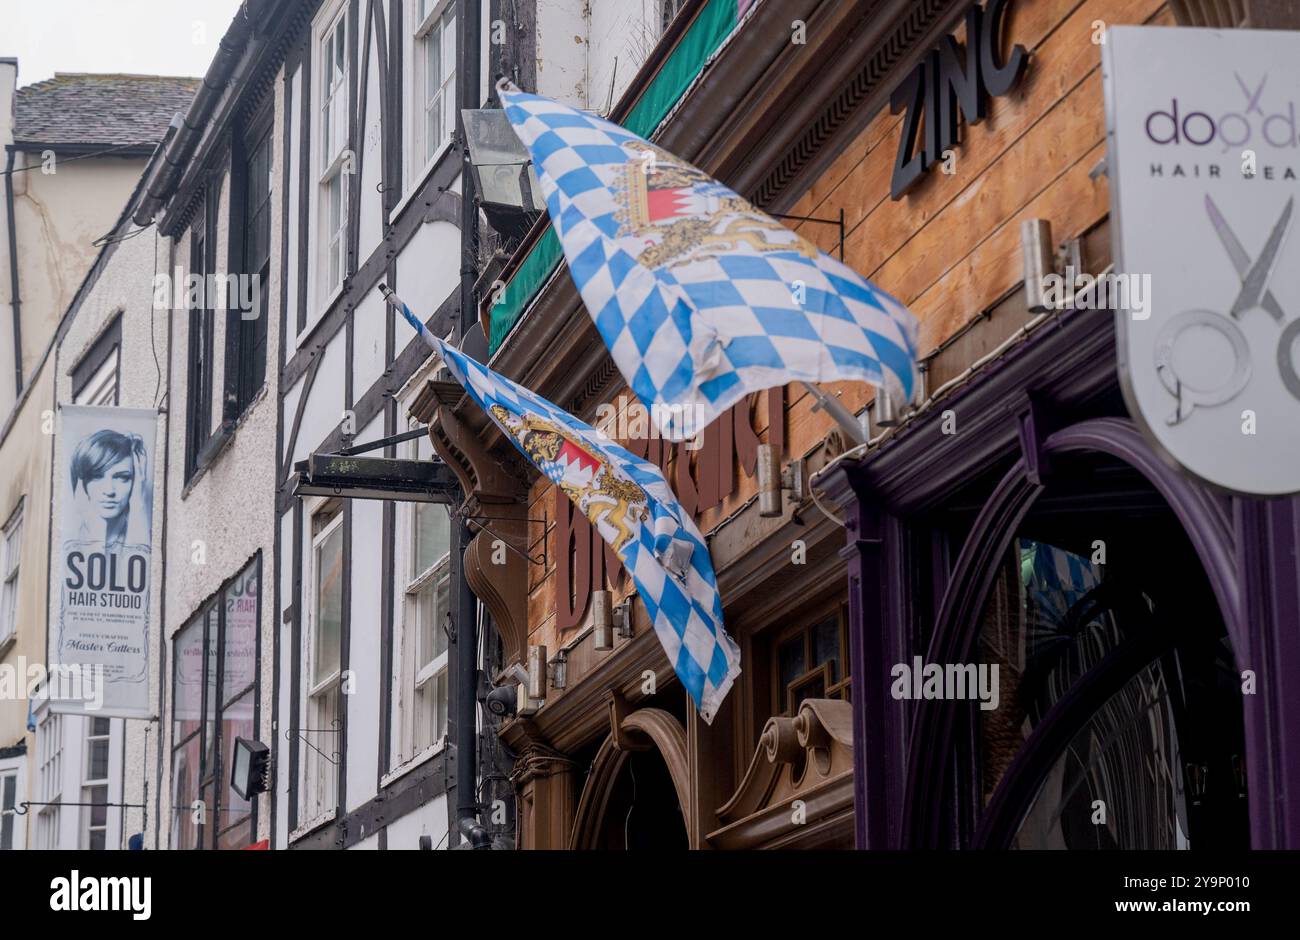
[890,0,1027,199]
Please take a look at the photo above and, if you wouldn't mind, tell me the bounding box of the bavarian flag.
[382,288,740,723]
[497,79,922,440]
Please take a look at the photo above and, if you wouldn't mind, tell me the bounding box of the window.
[0,506,22,650]
[217,565,258,847]
[660,0,688,33]
[771,606,850,716]
[411,0,456,175]
[36,712,63,850]
[185,187,219,478]
[303,507,342,821]
[228,122,272,416]
[170,612,208,850]
[957,457,1248,849]
[318,6,350,300]
[391,427,450,768]
[75,357,119,407]
[81,717,111,850]
[169,558,261,849]
[0,765,19,850]
[71,314,121,407]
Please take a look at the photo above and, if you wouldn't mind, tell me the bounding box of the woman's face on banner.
[85,457,134,521]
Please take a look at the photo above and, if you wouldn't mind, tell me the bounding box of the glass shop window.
[170,557,261,849]
[971,471,1247,850]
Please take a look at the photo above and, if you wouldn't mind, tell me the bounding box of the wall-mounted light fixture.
[592,589,614,651]
[875,389,901,429]
[526,645,547,702]
[614,598,634,641]
[548,649,569,691]
[516,684,540,718]
[230,737,271,802]
[757,444,807,517]
[462,109,546,241]
[1021,218,1055,313]
[1023,217,1089,314]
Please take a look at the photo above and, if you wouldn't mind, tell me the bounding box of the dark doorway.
[594,749,688,850]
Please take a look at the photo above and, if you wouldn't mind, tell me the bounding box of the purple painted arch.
[1042,417,1242,652]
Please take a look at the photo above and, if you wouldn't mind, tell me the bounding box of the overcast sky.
[2,0,245,87]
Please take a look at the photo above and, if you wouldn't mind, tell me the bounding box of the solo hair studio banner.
[51,406,157,718]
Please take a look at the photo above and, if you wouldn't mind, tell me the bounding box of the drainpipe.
[154,234,175,849]
[452,517,488,849]
[131,1,258,227]
[4,146,21,398]
[453,0,487,849]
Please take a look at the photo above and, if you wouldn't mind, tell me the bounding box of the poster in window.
[223,566,258,696]
[51,405,158,718]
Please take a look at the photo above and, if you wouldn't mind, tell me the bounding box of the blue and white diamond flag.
[382,287,740,723]
[498,79,922,440]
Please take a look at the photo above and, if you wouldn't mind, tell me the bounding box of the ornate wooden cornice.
[706,698,855,850]
[409,380,533,665]
[410,378,530,509]
[463,520,529,668]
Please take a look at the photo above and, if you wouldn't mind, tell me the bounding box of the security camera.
[485,684,517,718]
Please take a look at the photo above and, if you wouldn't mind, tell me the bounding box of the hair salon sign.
[1104,27,1300,495]
[50,406,158,718]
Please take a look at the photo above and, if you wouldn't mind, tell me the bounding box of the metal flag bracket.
[769,208,846,261]
[285,720,342,766]
[14,799,146,817]
[461,513,548,567]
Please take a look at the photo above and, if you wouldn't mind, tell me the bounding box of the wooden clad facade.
[423,0,1300,851]
[479,0,1160,850]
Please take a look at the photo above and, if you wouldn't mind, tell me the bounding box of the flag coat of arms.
[387,293,740,722]
[498,79,922,439]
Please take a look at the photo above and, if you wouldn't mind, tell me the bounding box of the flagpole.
[386,279,870,449]
[377,283,441,357]
[799,380,868,446]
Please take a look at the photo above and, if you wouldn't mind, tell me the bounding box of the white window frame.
[379,410,452,785]
[36,711,63,850]
[400,429,452,769]
[299,501,343,830]
[75,353,119,407]
[405,0,457,197]
[660,0,688,34]
[305,0,352,340]
[0,754,24,851]
[80,716,112,850]
[0,504,22,652]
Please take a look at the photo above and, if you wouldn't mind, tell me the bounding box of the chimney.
[0,58,16,149]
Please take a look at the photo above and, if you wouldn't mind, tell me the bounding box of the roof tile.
[14,72,201,150]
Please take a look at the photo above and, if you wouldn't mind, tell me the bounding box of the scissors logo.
[1155,194,1296,424]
